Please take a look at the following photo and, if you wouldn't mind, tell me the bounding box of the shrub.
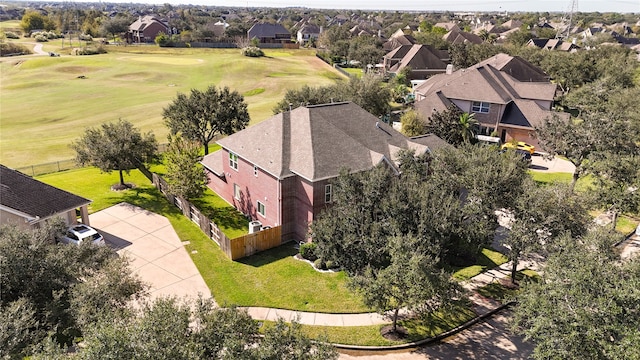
[0,42,31,57]
[4,31,20,39]
[78,33,93,41]
[324,260,335,270]
[34,34,48,42]
[241,46,264,57]
[299,242,317,261]
[314,258,326,270]
[73,45,107,55]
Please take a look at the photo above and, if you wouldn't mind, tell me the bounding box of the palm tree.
[459,112,479,144]
[478,29,490,42]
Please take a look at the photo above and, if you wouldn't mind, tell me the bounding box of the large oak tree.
[72,119,157,188]
[163,85,250,155]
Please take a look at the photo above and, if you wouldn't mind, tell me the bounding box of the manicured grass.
[36,167,366,313]
[191,242,369,312]
[260,301,475,346]
[0,47,345,168]
[341,67,363,78]
[37,167,248,238]
[615,214,639,235]
[529,171,594,192]
[452,247,509,281]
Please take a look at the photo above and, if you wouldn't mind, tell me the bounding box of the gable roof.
[385,44,448,73]
[413,53,562,129]
[383,34,416,51]
[0,164,91,222]
[298,23,320,35]
[206,102,436,182]
[248,23,290,39]
[443,29,483,44]
[129,15,168,32]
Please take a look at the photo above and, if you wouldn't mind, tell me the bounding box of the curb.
[331,302,515,351]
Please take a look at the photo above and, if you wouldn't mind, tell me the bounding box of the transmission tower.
[556,0,578,39]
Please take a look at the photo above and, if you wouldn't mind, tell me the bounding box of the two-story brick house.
[201,102,441,242]
[413,53,568,148]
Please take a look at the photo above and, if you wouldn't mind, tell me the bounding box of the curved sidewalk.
[91,202,533,327]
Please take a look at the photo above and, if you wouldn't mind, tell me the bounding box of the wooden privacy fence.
[151,173,283,260]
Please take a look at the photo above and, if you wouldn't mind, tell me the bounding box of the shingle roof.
[210,102,436,181]
[248,23,290,39]
[413,53,562,130]
[386,45,448,73]
[0,164,91,221]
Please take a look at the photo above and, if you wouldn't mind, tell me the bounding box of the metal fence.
[14,143,170,177]
[15,159,79,177]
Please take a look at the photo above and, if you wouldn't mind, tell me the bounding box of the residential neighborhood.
[1,1,639,359]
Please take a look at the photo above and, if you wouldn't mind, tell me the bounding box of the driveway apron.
[89,202,211,301]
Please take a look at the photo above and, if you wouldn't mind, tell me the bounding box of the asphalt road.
[338,310,533,360]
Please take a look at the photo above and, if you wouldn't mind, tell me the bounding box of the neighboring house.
[501,19,523,30]
[128,15,170,43]
[297,23,320,45]
[248,23,291,44]
[414,53,568,147]
[383,44,449,80]
[383,33,416,51]
[527,38,580,51]
[0,164,91,231]
[443,29,483,44]
[201,102,439,242]
[434,22,460,32]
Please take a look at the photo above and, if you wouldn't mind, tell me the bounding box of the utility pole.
[556,0,578,39]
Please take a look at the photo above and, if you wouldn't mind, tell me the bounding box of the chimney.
[446,64,453,75]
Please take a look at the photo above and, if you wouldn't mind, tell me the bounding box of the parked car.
[58,224,105,246]
[500,141,535,154]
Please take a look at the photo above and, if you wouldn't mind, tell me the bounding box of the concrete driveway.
[89,202,211,301]
[529,154,575,173]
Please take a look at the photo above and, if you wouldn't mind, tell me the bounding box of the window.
[234,183,241,200]
[229,152,238,170]
[254,165,258,177]
[257,201,266,217]
[471,101,490,114]
[325,184,332,203]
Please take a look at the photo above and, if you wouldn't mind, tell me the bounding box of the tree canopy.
[273,75,391,117]
[163,85,250,155]
[164,134,209,200]
[71,119,157,188]
[0,220,146,358]
[513,229,640,360]
[73,298,337,360]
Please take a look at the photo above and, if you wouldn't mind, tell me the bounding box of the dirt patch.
[380,325,408,341]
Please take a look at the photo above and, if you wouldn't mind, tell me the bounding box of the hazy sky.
[100,0,639,13]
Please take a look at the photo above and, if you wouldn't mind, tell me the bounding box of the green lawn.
[452,247,509,281]
[261,301,475,346]
[36,167,367,313]
[0,47,346,168]
[342,67,363,78]
[529,171,594,192]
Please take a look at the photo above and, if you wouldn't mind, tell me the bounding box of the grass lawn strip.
[452,247,509,281]
[259,302,475,346]
[36,167,367,313]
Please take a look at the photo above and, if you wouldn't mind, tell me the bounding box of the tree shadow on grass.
[116,186,179,217]
[237,243,298,267]
[191,197,248,234]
